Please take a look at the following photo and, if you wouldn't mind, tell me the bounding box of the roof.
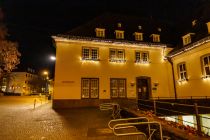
[60,13,177,46]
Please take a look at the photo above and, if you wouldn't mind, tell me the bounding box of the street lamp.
[42,70,49,93]
[50,56,56,61]
[43,71,49,76]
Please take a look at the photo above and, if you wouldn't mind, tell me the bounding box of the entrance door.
[136,77,151,100]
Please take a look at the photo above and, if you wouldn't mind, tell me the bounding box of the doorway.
[136,76,151,100]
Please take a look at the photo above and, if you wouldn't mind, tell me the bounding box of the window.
[82,47,99,60]
[109,49,125,62]
[151,34,160,42]
[178,63,187,80]
[182,33,195,46]
[183,35,191,46]
[81,78,99,99]
[95,28,105,38]
[201,55,210,77]
[115,30,124,39]
[135,51,149,63]
[110,78,126,98]
[134,32,143,41]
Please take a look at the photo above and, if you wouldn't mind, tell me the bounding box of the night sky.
[1,0,206,76]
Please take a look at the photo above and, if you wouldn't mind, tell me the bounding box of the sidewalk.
[0,97,144,140]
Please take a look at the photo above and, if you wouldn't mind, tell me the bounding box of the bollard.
[34,99,36,109]
[194,103,202,135]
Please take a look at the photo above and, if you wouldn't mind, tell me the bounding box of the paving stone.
[0,96,146,140]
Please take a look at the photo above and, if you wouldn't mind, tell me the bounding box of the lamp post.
[42,70,49,94]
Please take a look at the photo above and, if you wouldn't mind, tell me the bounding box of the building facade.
[2,68,39,95]
[52,14,210,108]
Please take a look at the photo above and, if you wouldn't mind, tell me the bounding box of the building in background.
[1,68,43,95]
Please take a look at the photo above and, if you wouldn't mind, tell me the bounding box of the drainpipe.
[167,57,177,100]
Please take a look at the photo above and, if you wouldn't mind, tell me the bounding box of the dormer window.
[182,33,195,46]
[95,28,105,38]
[115,30,124,39]
[134,32,143,41]
[207,22,210,34]
[150,34,160,42]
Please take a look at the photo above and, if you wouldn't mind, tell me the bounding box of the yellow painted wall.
[7,72,38,95]
[54,39,174,99]
[172,42,210,97]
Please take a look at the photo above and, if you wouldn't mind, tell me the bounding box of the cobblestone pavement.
[0,96,145,140]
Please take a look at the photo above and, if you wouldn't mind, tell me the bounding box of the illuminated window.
[81,78,99,99]
[182,35,191,46]
[135,51,149,63]
[178,63,187,80]
[109,49,125,62]
[134,32,143,41]
[151,34,160,42]
[110,78,126,98]
[135,51,141,62]
[95,28,105,38]
[201,54,210,77]
[115,30,124,39]
[82,47,99,60]
[182,33,195,46]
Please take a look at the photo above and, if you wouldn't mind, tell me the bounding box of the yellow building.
[168,23,210,98]
[5,68,38,95]
[52,14,210,108]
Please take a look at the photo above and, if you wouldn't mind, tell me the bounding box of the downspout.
[167,57,177,100]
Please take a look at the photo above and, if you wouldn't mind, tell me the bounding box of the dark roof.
[61,13,177,46]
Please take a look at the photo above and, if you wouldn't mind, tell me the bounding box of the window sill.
[82,58,100,61]
[202,75,210,79]
[177,78,188,82]
[135,60,150,64]
[109,59,126,63]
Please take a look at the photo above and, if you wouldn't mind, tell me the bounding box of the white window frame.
[135,51,149,63]
[95,28,105,38]
[82,47,99,61]
[177,62,188,81]
[201,54,210,77]
[182,35,191,46]
[115,30,124,39]
[81,78,99,99]
[109,49,125,63]
[110,78,126,98]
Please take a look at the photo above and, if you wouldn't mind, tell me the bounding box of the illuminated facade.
[3,69,39,95]
[52,14,210,108]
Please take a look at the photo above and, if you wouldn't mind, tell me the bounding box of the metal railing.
[99,103,121,119]
[135,99,210,136]
[151,96,210,100]
[111,119,164,140]
[108,117,149,130]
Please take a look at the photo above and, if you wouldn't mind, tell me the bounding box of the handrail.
[99,103,119,110]
[113,121,163,140]
[108,117,149,130]
[99,103,121,119]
